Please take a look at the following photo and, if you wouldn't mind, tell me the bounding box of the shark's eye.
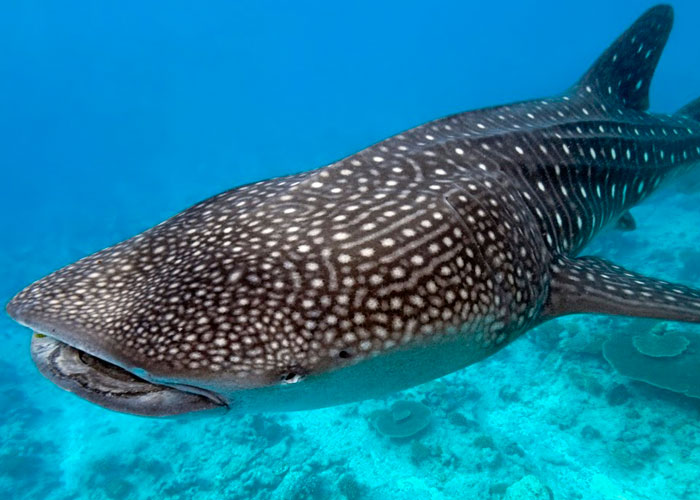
[338,350,352,359]
[280,372,303,384]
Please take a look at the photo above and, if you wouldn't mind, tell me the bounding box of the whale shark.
[7,4,700,416]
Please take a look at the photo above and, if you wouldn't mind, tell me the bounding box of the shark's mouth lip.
[30,334,226,417]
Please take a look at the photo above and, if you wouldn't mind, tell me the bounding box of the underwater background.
[2,1,700,498]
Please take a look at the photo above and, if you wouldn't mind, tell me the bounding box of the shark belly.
[221,324,516,413]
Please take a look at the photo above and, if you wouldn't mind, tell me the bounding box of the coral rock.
[603,325,700,398]
[371,400,431,439]
[504,475,553,500]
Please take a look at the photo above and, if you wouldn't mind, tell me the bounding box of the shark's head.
[5,229,345,416]
[5,232,244,417]
[5,187,311,416]
[6,180,441,416]
[6,233,335,416]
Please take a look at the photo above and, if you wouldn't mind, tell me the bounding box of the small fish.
[614,211,637,231]
[7,5,700,416]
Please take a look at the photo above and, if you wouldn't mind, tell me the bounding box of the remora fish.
[7,5,700,416]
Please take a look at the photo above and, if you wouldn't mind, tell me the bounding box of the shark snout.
[6,292,67,339]
[6,280,123,365]
[6,295,27,327]
[7,280,227,417]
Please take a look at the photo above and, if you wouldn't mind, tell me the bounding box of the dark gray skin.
[7,4,700,416]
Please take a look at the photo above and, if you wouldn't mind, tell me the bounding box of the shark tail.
[574,4,673,112]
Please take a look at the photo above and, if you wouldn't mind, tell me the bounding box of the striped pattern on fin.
[575,4,673,111]
[543,256,700,323]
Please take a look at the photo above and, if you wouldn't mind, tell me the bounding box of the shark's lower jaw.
[30,334,226,417]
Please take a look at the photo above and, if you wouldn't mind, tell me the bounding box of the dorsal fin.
[575,4,673,111]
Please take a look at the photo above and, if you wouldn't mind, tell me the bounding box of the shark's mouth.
[30,334,226,417]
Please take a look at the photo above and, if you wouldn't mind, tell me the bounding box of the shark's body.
[7,5,700,416]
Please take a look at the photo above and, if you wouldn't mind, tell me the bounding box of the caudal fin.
[575,4,673,111]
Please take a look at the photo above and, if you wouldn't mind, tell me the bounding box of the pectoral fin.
[543,256,700,323]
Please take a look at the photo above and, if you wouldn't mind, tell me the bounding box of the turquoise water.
[2,1,700,498]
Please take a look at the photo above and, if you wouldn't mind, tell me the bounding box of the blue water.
[3,1,700,498]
